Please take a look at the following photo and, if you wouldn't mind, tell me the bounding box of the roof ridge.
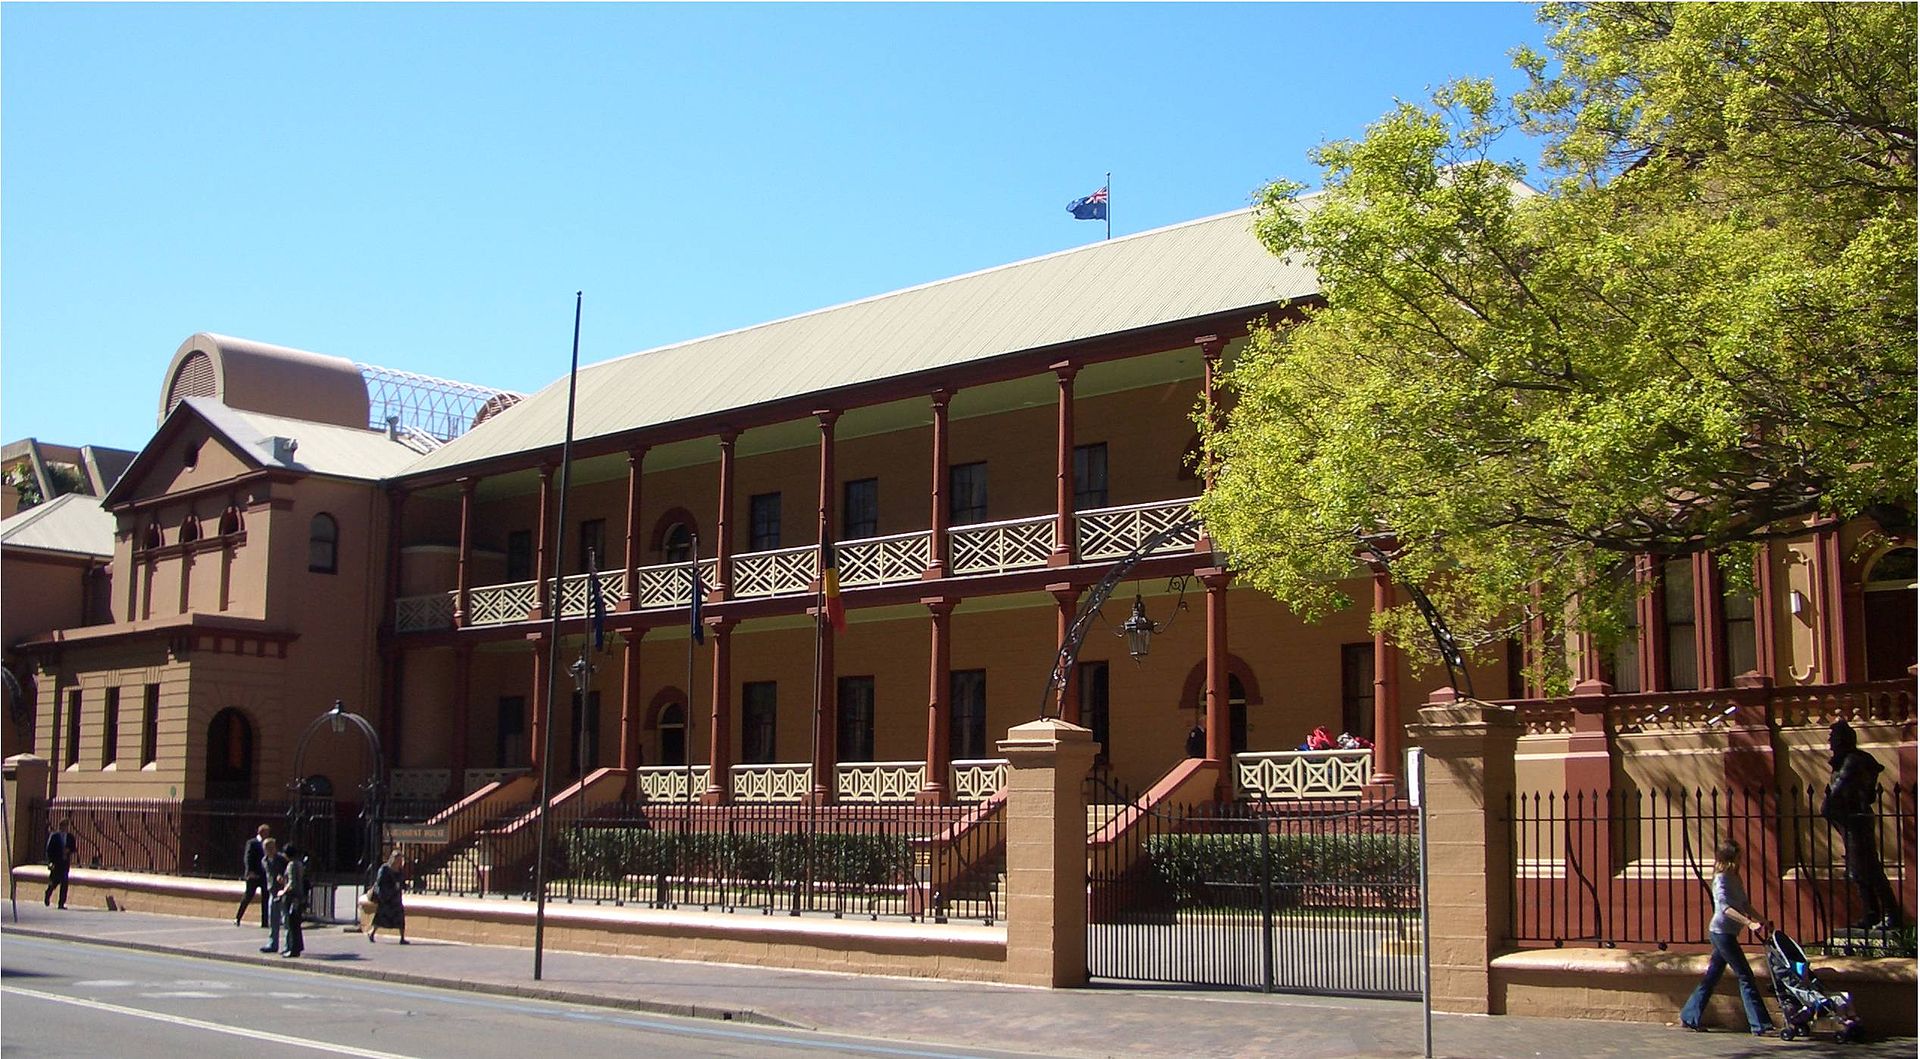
[587,204,1280,375]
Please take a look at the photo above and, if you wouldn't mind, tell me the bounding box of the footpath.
[1,900,1904,1059]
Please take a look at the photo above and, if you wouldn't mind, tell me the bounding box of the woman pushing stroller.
[1680,840,1776,1036]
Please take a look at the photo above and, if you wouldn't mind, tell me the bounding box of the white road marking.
[142,990,225,998]
[72,979,136,988]
[1,985,423,1059]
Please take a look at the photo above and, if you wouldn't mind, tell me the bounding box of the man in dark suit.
[235,824,272,927]
[277,843,307,957]
[44,819,78,909]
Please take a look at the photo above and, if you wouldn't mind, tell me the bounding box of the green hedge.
[563,827,911,887]
[1143,832,1417,911]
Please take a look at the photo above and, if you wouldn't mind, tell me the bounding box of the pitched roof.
[0,493,115,558]
[404,207,1315,476]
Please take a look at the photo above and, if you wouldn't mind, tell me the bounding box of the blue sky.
[2,3,1548,454]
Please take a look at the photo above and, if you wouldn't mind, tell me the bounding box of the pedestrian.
[43,818,78,909]
[1679,841,1775,1036]
[365,849,409,944]
[278,843,307,958]
[1822,720,1902,930]
[235,824,272,927]
[1185,724,1206,759]
[258,838,287,954]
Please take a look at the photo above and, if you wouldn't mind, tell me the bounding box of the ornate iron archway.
[288,700,385,876]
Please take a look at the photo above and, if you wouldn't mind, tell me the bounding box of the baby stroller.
[1766,928,1863,1042]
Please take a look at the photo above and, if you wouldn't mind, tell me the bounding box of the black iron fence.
[28,798,311,878]
[401,795,1007,924]
[1087,776,1421,998]
[1508,785,1916,956]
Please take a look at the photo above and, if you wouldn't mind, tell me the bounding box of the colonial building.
[12,208,1913,823]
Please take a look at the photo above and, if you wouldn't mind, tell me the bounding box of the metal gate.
[1086,775,1422,998]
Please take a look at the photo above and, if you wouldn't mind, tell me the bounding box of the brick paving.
[2,901,1907,1059]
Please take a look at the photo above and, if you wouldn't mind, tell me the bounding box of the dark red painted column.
[702,617,737,804]
[533,463,555,618]
[528,635,549,772]
[714,432,737,597]
[619,628,647,797]
[1196,338,1224,553]
[1693,551,1728,689]
[1050,583,1081,723]
[1050,361,1078,567]
[622,445,647,610]
[454,478,475,626]
[918,596,956,804]
[925,389,952,580]
[1369,569,1402,790]
[1201,568,1232,773]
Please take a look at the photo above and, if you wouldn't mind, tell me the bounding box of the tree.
[1199,2,1915,688]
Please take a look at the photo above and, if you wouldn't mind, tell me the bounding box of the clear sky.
[2,2,1548,454]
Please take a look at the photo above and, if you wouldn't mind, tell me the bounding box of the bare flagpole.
[1105,171,1112,241]
[533,291,585,982]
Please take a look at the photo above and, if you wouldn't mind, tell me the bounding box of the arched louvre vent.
[166,351,217,415]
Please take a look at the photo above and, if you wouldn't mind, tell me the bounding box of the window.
[1724,586,1758,680]
[950,669,987,761]
[219,505,243,536]
[142,521,162,550]
[843,478,879,540]
[664,523,694,563]
[180,517,200,544]
[1663,558,1698,690]
[140,684,160,766]
[182,440,200,469]
[1864,547,1918,681]
[949,462,988,526]
[506,530,533,582]
[837,676,875,763]
[65,689,81,767]
[1340,643,1375,741]
[101,687,120,767]
[742,682,778,764]
[1074,443,1108,509]
[1611,578,1643,694]
[568,690,600,776]
[658,702,687,766]
[1079,662,1109,763]
[578,519,606,574]
[749,493,782,551]
[495,696,526,768]
[308,513,338,573]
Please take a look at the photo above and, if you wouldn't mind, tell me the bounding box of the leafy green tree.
[1200,2,1915,688]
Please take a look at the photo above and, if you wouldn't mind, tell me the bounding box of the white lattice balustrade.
[1077,498,1202,561]
[468,581,537,626]
[633,765,710,802]
[395,592,455,632]
[950,759,1009,803]
[730,763,812,802]
[838,532,932,587]
[948,516,1055,575]
[836,761,925,803]
[732,545,817,598]
[389,768,451,800]
[462,767,529,795]
[1234,749,1373,800]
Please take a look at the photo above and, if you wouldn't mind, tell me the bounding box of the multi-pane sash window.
[496,696,526,768]
[742,681,777,764]
[658,702,687,766]
[65,689,81,767]
[141,684,160,766]
[1663,558,1698,690]
[308,513,339,573]
[950,669,987,761]
[749,493,782,550]
[949,462,988,526]
[101,687,120,767]
[843,478,879,540]
[1724,586,1758,680]
[1340,643,1374,741]
[579,519,607,574]
[506,530,533,582]
[1074,443,1109,509]
[1078,662,1109,763]
[837,676,875,762]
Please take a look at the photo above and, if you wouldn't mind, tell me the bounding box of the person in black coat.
[235,824,272,927]
[1823,721,1902,929]
[277,843,307,957]
[259,839,289,953]
[44,819,77,909]
[365,849,409,944]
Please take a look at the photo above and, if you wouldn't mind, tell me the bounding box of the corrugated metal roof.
[405,207,1315,476]
[0,493,115,557]
[190,399,427,482]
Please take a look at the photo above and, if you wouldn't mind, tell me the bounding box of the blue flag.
[587,548,607,652]
[688,551,705,646]
[1067,186,1108,221]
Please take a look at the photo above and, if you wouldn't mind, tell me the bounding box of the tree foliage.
[1199,3,1915,686]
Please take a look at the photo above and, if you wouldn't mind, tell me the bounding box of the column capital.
[627,443,649,463]
[457,476,477,495]
[1197,567,1233,591]
[1195,334,1224,359]
[717,428,740,448]
[1050,359,1079,381]
[930,387,955,409]
[813,408,842,427]
[538,460,557,478]
[704,614,740,635]
[921,595,959,617]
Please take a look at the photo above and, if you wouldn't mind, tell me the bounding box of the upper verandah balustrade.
[394,496,1202,631]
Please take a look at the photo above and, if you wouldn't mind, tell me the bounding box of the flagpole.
[685,531,699,809]
[1105,171,1111,241]
[811,542,824,803]
[533,290,584,982]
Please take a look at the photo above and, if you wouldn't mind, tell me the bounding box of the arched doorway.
[1864,546,1917,681]
[205,708,254,800]
[657,702,687,765]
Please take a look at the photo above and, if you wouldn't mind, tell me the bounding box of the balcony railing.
[949,514,1055,575]
[395,495,1211,630]
[731,762,813,802]
[1077,497,1201,562]
[626,759,1010,805]
[836,760,925,803]
[1234,749,1374,800]
[634,765,711,803]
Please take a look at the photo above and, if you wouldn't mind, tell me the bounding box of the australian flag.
[1067,186,1108,221]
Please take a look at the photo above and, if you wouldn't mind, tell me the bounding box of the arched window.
[180,516,201,544]
[205,707,255,800]
[219,505,243,536]
[142,521,163,551]
[182,439,200,470]
[657,702,687,766]
[1864,546,1917,681]
[308,513,339,573]
[664,523,693,564]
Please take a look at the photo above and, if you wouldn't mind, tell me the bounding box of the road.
[0,935,1044,1059]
